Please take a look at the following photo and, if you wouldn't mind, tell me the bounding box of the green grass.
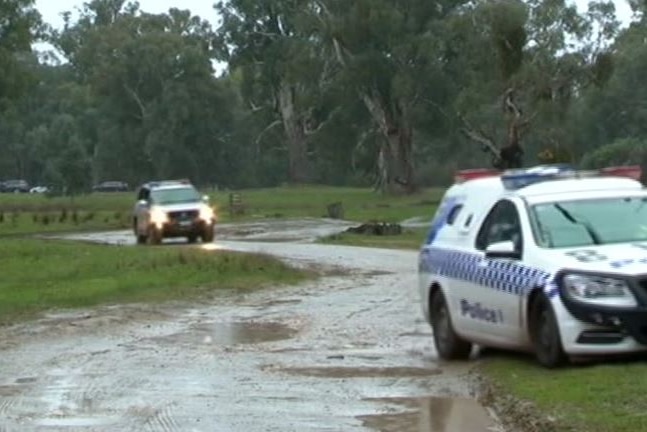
[0,186,443,235]
[318,227,428,250]
[0,239,312,324]
[480,356,647,431]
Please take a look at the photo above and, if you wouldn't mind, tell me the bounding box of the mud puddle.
[359,396,499,432]
[273,366,442,378]
[146,321,298,346]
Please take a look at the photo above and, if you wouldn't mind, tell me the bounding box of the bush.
[580,138,647,176]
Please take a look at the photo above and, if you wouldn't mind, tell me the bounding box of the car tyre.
[530,294,567,368]
[147,225,162,246]
[187,234,198,244]
[430,290,472,360]
[201,225,214,243]
[134,220,147,244]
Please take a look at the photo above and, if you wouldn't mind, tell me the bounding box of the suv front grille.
[168,210,199,221]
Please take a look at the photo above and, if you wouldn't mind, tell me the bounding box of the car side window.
[137,188,150,201]
[475,199,523,252]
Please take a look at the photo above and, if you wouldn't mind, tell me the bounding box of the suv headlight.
[199,205,214,221]
[150,207,168,225]
[562,274,637,307]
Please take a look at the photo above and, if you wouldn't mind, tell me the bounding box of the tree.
[452,0,620,169]
[314,0,465,193]
[0,0,42,101]
[216,0,338,184]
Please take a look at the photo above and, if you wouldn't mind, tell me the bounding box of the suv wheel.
[201,225,214,243]
[147,225,162,245]
[134,219,146,244]
[430,290,472,360]
[530,294,567,368]
[187,234,197,244]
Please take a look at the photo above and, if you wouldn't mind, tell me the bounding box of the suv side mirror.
[137,199,149,206]
[485,240,521,260]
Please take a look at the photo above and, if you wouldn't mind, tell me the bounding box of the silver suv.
[132,179,216,245]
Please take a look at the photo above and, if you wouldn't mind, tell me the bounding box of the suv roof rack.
[146,178,192,188]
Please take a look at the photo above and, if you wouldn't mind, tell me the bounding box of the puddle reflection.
[360,396,496,432]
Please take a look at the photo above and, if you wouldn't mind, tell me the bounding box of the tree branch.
[457,112,500,157]
[304,106,342,136]
[123,83,146,120]
[255,119,282,145]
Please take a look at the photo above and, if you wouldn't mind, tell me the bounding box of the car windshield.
[151,187,201,204]
[531,196,647,248]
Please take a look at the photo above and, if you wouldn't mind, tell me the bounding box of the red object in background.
[599,165,642,181]
[454,169,500,183]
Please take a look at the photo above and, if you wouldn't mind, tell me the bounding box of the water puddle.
[35,416,120,427]
[274,366,442,378]
[359,396,498,432]
[150,321,297,346]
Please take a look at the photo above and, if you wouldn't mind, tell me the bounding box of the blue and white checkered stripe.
[420,247,555,296]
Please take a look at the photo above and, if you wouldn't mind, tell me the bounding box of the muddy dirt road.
[0,219,502,431]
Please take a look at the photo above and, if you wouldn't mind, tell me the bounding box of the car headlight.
[150,207,168,225]
[562,274,637,307]
[199,205,214,221]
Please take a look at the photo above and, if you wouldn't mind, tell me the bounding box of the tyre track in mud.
[0,221,504,431]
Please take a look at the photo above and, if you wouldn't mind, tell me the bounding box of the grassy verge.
[0,239,312,324]
[0,185,442,235]
[478,356,647,432]
[318,227,428,250]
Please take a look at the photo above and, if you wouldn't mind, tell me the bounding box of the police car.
[418,164,647,367]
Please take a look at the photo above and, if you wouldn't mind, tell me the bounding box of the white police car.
[418,164,647,367]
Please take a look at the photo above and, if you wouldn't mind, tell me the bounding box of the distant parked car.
[93,181,129,193]
[1,179,30,193]
[29,185,50,194]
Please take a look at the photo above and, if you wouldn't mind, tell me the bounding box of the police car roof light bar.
[454,168,501,184]
[500,164,577,190]
[599,165,642,181]
[500,164,643,190]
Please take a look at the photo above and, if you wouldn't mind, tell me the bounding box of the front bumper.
[555,270,647,353]
[155,218,214,237]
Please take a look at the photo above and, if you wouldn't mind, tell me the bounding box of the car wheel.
[530,294,567,368]
[430,290,472,360]
[133,220,146,244]
[201,225,214,243]
[187,234,197,244]
[147,225,162,246]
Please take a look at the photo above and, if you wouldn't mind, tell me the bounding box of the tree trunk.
[278,82,310,183]
[363,93,416,194]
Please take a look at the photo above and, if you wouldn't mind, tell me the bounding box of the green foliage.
[0,0,42,101]
[0,238,311,323]
[580,137,647,171]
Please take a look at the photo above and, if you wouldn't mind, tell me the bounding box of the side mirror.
[202,195,209,203]
[137,199,148,206]
[485,240,521,260]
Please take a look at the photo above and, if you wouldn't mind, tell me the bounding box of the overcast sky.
[35,0,634,30]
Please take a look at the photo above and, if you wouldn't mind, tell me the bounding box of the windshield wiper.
[554,204,602,245]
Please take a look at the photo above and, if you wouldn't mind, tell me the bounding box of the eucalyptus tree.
[449,0,620,168]
[311,0,470,193]
[216,0,339,184]
[55,0,238,185]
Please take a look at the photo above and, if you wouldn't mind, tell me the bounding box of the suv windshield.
[151,187,201,205]
[531,196,647,248]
